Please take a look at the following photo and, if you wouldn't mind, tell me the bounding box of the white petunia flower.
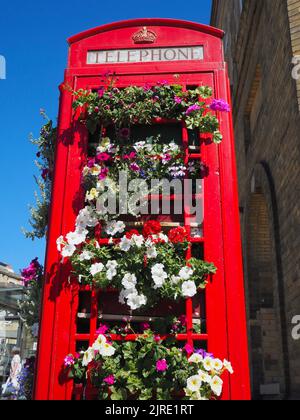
[76,206,98,228]
[186,375,202,393]
[212,358,223,372]
[210,376,223,397]
[151,264,166,276]
[131,234,144,248]
[133,141,146,151]
[66,229,88,246]
[99,343,116,357]
[61,244,76,258]
[171,275,181,285]
[119,236,132,252]
[105,221,126,237]
[82,347,95,367]
[188,353,203,364]
[163,142,180,153]
[147,246,157,259]
[223,359,234,374]
[151,264,168,289]
[119,288,137,305]
[106,260,118,280]
[122,273,137,289]
[90,263,104,276]
[181,280,197,297]
[203,356,214,372]
[79,250,93,261]
[92,334,107,351]
[127,293,147,310]
[198,370,211,384]
[179,266,194,280]
[56,236,65,252]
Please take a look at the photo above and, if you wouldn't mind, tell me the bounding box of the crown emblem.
[132,27,157,44]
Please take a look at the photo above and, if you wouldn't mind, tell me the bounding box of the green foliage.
[23,112,56,240]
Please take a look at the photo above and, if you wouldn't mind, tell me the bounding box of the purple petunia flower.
[195,349,214,359]
[21,258,41,286]
[130,163,140,172]
[185,104,201,115]
[98,168,109,180]
[210,99,230,112]
[156,359,168,372]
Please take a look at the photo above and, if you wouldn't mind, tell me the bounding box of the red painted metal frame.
[34,18,251,400]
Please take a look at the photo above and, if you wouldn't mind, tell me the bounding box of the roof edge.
[68,18,224,45]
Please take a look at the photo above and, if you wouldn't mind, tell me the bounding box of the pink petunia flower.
[103,375,115,385]
[156,359,168,372]
[96,153,111,162]
[96,324,109,334]
[64,355,75,367]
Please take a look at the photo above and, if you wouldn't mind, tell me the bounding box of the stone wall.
[211,0,300,399]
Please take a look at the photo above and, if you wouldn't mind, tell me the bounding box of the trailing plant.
[64,330,233,400]
[18,258,43,337]
[23,111,56,240]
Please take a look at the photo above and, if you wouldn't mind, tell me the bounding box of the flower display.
[58,221,216,311]
[71,81,223,143]
[65,331,233,400]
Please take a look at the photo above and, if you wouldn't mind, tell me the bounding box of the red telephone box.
[34,18,251,400]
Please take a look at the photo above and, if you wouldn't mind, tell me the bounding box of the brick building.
[211,0,300,399]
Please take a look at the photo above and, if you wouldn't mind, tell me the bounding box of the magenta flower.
[103,375,115,385]
[184,343,194,356]
[174,96,182,104]
[98,87,105,98]
[119,127,130,139]
[156,359,168,372]
[130,163,140,172]
[64,355,75,367]
[185,104,201,115]
[178,315,187,325]
[210,99,230,112]
[21,258,41,286]
[143,83,152,91]
[141,323,151,332]
[124,151,137,160]
[98,168,109,180]
[96,153,111,162]
[96,324,109,335]
[87,158,96,168]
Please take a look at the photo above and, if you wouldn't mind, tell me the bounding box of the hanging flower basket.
[64,330,233,401]
[58,221,216,311]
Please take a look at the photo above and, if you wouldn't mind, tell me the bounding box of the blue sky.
[0,0,212,274]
